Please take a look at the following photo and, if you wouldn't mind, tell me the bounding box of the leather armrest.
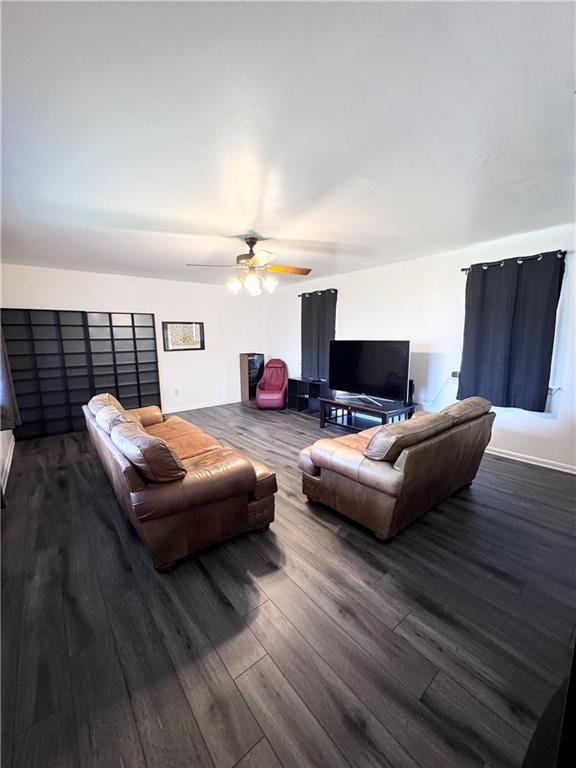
[298,446,320,476]
[130,446,257,521]
[128,405,164,427]
[310,438,404,497]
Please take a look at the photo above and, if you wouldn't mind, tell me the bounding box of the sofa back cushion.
[83,405,146,496]
[441,396,492,425]
[364,412,454,462]
[88,392,124,415]
[111,421,186,483]
[95,405,140,434]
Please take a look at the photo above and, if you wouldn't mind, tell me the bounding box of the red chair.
[256,359,288,409]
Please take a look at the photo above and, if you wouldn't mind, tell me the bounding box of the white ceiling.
[2,1,574,286]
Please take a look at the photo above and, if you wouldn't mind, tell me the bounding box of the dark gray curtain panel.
[457,251,565,411]
[301,289,337,380]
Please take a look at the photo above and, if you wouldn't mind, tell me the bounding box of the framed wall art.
[162,321,205,352]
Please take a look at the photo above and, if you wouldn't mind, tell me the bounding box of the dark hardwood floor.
[2,403,575,768]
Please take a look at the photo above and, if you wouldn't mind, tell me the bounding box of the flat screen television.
[329,340,410,402]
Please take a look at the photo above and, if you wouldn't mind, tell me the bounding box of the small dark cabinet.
[239,353,265,403]
[287,377,330,416]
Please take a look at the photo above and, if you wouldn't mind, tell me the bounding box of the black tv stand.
[343,393,397,407]
[319,391,416,431]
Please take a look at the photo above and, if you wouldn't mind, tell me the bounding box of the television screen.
[329,340,410,401]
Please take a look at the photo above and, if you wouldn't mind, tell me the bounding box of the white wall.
[264,224,576,472]
[1,265,267,413]
[0,430,15,491]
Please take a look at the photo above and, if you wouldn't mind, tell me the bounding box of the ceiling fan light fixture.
[243,271,262,296]
[262,275,278,293]
[188,235,311,293]
[226,275,243,294]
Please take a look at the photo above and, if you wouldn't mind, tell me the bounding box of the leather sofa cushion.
[83,404,146,493]
[356,426,381,439]
[131,446,257,520]
[95,405,140,434]
[111,421,187,483]
[88,392,124,415]
[333,431,374,452]
[441,396,492,425]
[364,412,454,462]
[146,416,222,460]
[299,427,380,476]
[129,405,164,427]
[310,439,404,497]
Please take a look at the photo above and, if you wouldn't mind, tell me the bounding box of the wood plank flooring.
[2,403,575,768]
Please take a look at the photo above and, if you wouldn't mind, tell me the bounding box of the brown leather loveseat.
[83,394,276,571]
[299,397,494,541]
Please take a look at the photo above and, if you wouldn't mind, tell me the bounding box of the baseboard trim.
[485,446,576,475]
[163,398,241,415]
[1,432,16,492]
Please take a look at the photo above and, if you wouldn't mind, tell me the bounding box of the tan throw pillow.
[88,392,124,415]
[364,412,454,462]
[441,397,492,426]
[95,406,140,434]
[111,421,186,483]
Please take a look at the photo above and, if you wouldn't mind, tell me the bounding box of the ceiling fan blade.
[266,264,312,276]
[249,250,276,267]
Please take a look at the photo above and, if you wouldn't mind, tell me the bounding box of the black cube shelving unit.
[2,308,161,440]
[287,377,329,417]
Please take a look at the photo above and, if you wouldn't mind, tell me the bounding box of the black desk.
[319,394,416,431]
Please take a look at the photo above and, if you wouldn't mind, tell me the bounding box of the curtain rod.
[298,288,337,297]
[460,250,567,274]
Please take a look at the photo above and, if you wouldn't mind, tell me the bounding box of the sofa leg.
[257,523,270,533]
[374,531,392,543]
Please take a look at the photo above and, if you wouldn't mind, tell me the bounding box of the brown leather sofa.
[299,397,494,541]
[83,394,276,571]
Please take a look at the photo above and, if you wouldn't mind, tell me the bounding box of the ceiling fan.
[186,235,312,296]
